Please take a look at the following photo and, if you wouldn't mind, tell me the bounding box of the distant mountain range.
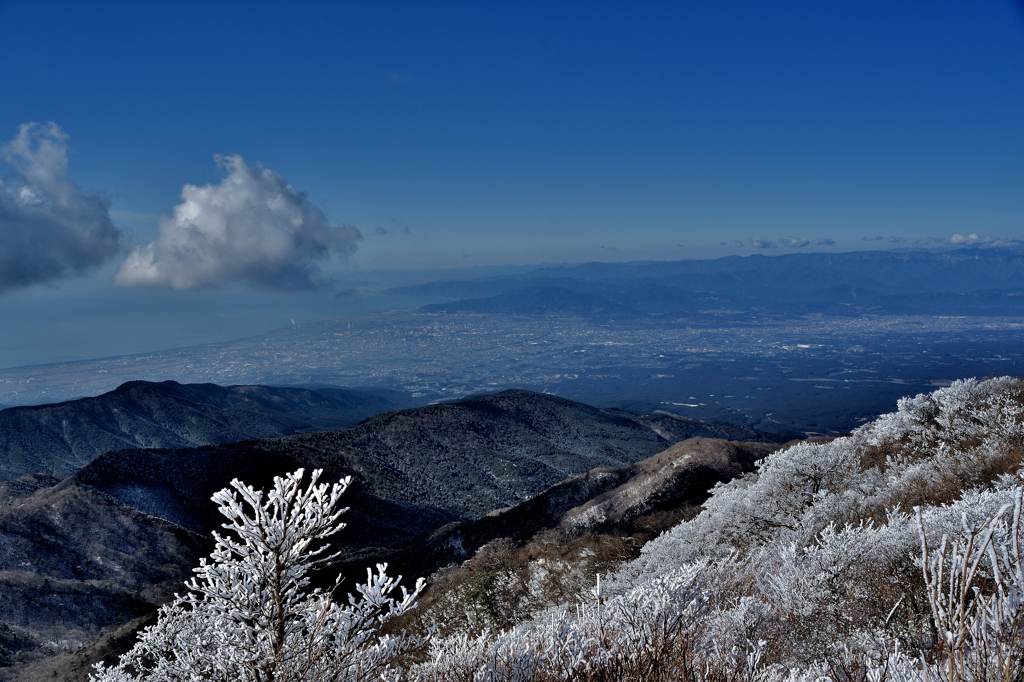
[529,247,1024,292]
[67,388,789,542]
[0,381,417,482]
[390,247,1024,320]
[0,384,791,680]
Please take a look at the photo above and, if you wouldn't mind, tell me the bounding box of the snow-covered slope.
[424,377,1024,681]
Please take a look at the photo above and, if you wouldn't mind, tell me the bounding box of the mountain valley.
[0,383,791,681]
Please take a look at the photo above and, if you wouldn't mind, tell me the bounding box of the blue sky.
[1,1,1023,367]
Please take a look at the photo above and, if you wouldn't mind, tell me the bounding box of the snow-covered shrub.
[418,377,1024,680]
[629,378,1024,586]
[418,484,1024,682]
[91,468,425,682]
[408,531,641,643]
[917,488,1023,682]
[420,564,711,682]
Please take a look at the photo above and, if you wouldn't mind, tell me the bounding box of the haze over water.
[0,284,441,369]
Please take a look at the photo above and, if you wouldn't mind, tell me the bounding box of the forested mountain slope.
[1,388,741,679]
[70,389,674,537]
[0,381,415,482]
[381,437,781,607]
[0,477,206,680]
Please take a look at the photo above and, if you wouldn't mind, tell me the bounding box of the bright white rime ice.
[91,468,424,682]
[115,155,360,290]
[422,377,1024,681]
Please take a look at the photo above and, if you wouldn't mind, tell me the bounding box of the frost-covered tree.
[91,468,425,682]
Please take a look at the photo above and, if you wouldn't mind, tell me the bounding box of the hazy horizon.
[0,243,1012,371]
[2,0,1023,391]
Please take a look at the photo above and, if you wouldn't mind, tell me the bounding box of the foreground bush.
[91,468,425,682]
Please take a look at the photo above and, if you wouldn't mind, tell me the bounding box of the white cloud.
[116,155,360,290]
[950,233,993,246]
[749,238,778,249]
[0,122,122,293]
[780,237,809,248]
[812,238,835,246]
